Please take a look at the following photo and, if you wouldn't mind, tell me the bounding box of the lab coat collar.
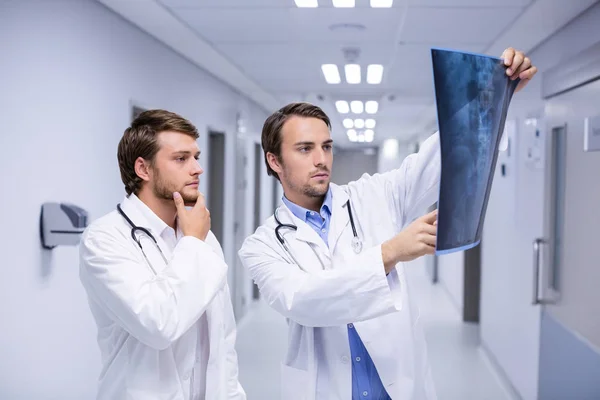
[328,183,350,254]
[119,194,170,239]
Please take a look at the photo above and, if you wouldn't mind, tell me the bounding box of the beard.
[151,166,199,204]
[282,166,330,199]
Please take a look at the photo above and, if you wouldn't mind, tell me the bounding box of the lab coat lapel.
[328,184,350,256]
[279,203,331,263]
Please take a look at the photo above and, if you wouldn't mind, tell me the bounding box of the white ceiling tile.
[408,0,532,7]
[172,7,407,43]
[401,7,524,43]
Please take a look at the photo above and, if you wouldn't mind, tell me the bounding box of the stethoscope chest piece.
[351,236,362,254]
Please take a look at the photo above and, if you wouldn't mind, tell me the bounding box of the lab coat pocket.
[280,363,309,400]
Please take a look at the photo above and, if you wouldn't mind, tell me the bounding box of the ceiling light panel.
[350,101,363,114]
[295,0,318,7]
[367,64,383,84]
[344,64,361,84]
[370,0,393,7]
[343,118,354,129]
[364,129,374,142]
[321,64,341,84]
[365,119,376,129]
[354,119,365,129]
[365,101,378,114]
[332,0,355,7]
[347,129,358,142]
[336,101,350,114]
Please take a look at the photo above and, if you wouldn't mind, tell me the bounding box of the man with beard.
[79,110,245,400]
[238,48,537,399]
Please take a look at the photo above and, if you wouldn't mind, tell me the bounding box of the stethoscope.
[116,204,167,275]
[274,199,363,269]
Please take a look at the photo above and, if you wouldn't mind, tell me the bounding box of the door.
[208,131,225,245]
[537,78,600,400]
[480,115,545,400]
[232,132,248,320]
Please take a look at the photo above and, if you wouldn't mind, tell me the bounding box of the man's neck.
[136,190,177,229]
[283,190,325,213]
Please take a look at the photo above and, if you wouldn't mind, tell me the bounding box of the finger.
[422,223,437,236]
[421,233,437,247]
[501,47,515,67]
[421,209,438,224]
[193,193,207,210]
[507,51,524,78]
[519,65,537,81]
[514,56,531,77]
[173,192,186,214]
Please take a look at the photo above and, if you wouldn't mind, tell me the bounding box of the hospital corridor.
[1,0,600,399]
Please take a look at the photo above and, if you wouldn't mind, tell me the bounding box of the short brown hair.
[117,109,199,195]
[261,102,331,181]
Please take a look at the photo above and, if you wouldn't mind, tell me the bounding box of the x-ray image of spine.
[431,48,519,254]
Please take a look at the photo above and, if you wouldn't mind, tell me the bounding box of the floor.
[235,258,513,400]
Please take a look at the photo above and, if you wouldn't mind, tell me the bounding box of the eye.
[299,147,310,153]
[176,157,186,162]
[323,144,332,151]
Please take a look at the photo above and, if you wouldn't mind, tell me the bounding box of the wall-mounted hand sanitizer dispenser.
[40,202,89,249]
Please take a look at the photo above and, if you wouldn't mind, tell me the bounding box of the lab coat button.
[362,391,368,396]
[348,323,354,329]
[356,356,361,362]
[341,356,349,364]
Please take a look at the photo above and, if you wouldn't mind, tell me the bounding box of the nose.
[313,147,327,166]
[192,160,204,176]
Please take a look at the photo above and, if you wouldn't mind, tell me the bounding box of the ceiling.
[96,0,598,147]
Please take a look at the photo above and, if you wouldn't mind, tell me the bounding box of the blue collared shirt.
[282,189,391,400]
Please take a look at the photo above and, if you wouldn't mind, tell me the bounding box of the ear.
[266,152,283,176]
[134,157,152,182]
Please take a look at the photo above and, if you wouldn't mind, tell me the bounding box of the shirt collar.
[282,187,333,222]
[127,193,170,238]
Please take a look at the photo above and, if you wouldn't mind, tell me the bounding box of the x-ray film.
[431,48,519,255]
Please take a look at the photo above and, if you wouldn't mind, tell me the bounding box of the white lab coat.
[79,195,245,400]
[239,132,441,400]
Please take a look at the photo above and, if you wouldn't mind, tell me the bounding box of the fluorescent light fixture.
[365,100,378,114]
[365,119,376,129]
[364,129,374,142]
[358,134,366,143]
[333,0,355,7]
[295,0,318,7]
[354,119,365,129]
[350,101,363,114]
[321,64,341,84]
[367,64,384,84]
[370,0,393,7]
[336,101,350,114]
[347,129,358,142]
[344,64,361,84]
[343,118,354,129]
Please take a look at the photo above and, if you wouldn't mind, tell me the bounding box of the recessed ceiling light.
[358,134,366,143]
[345,64,361,84]
[367,64,384,84]
[295,0,318,7]
[365,129,374,142]
[365,119,376,129]
[354,119,365,129]
[347,129,358,142]
[370,0,393,7]
[350,101,364,114]
[321,64,341,84]
[365,101,378,114]
[336,100,350,114]
[343,118,354,129]
[333,0,355,7]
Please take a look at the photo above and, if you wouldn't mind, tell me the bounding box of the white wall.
[479,3,600,399]
[0,1,267,398]
[437,252,464,313]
